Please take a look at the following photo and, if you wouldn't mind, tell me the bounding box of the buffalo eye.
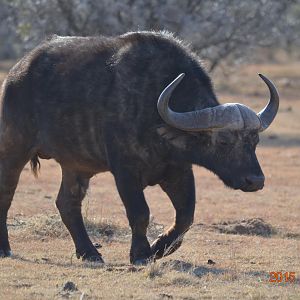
[249,132,259,145]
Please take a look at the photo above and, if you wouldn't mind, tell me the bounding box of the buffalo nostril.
[245,175,265,189]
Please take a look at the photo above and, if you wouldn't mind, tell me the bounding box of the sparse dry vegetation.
[11,214,129,241]
[0,56,299,299]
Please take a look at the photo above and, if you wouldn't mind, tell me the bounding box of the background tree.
[1,0,299,70]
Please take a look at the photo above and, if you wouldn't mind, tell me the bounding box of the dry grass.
[9,214,129,242]
[0,58,299,299]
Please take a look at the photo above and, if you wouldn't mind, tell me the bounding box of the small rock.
[93,242,102,248]
[62,281,78,292]
[207,259,216,265]
[159,293,173,299]
[41,257,49,262]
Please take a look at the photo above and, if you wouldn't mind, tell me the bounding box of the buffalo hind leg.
[151,165,195,259]
[0,158,28,257]
[56,169,103,262]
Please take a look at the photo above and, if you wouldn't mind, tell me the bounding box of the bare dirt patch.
[207,218,300,240]
[212,218,276,237]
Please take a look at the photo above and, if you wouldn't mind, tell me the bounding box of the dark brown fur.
[0,31,264,263]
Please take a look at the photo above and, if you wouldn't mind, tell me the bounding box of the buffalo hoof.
[0,249,12,258]
[76,249,104,263]
[151,234,182,259]
[132,257,152,266]
[130,237,152,265]
[82,254,104,263]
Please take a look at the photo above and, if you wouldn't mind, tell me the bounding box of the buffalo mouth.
[223,175,265,192]
[239,184,264,193]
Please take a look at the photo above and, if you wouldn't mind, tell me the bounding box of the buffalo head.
[157,73,279,192]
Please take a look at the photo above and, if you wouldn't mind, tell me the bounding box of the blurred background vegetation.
[1,0,300,72]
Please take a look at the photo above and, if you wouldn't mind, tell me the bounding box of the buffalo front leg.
[103,127,151,265]
[56,169,103,262]
[151,165,195,259]
[113,169,152,265]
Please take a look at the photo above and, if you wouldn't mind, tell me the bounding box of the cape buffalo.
[0,31,279,264]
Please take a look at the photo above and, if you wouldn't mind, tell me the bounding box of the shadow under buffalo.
[9,255,271,282]
[160,259,269,280]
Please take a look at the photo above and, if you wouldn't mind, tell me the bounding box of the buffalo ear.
[156,125,188,150]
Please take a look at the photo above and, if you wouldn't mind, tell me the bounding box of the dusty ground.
[0,58,299,299]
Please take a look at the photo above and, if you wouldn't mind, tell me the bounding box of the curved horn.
[157,73,187,129]
[157,73,278,132]
[157,73,242,131]
[257,74,279,131]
